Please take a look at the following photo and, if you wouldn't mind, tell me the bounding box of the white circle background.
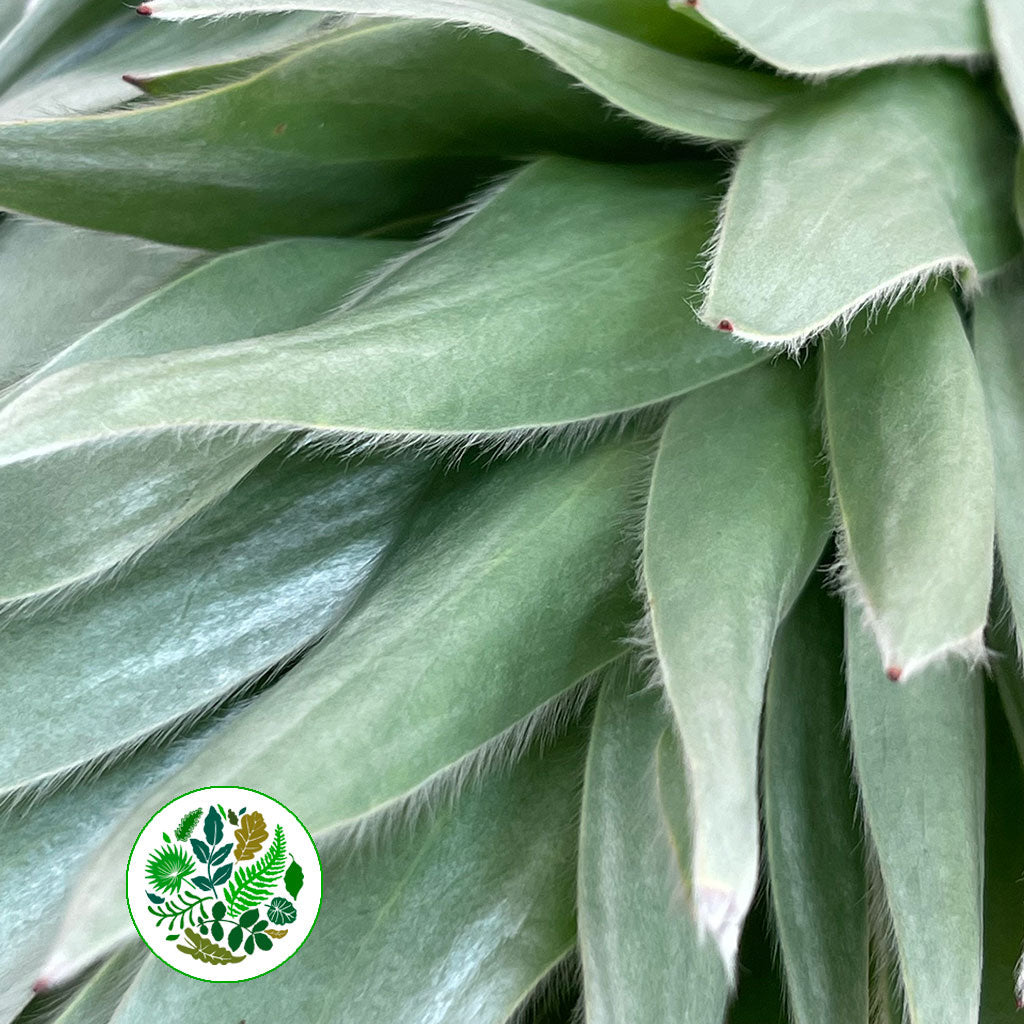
[127,786,322,982]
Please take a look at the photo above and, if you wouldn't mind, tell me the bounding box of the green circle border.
[126,785,323,984]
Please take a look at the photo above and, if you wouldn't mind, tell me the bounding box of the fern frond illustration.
[223,824,286,916]
[145,844,197,895]
[174,807,203,841]
[146,889,211,930]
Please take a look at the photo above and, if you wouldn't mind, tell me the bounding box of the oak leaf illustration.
[233,811,269,861]
[176,927,245,965]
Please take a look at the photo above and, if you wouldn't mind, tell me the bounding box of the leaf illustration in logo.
[228,925,243,952]
[224,825,286,915]
[174,807,203,841]
[233,811,269,861]
[211,862,234,886]
[146,892,165,905]
[190,875,215,892]
[239,908,260,929]
[204,806,224,847]
[284,857,304,901]
[176,927,246,965]
[190,838,211,863]
[254,932,273,951]
[265,928,289,939]
[145,844,197,895]
[228,809,239,825]
[266,897,296,926]
[244,934,255,955]
[210,841,234,865]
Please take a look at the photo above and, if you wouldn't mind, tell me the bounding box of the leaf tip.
[716,320,734,332]
[136,4,153,15]
[31,977,50,994]
[696,884,741,979]
[885,665,902,682]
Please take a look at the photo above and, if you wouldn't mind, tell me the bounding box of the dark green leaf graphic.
[210,920,224,942]
[284,857,304,901]
[145,844,197,895]
[211,842,233,865]
[146,892,165,905]
[166,934,179,941]
[147,890,211,930]
[204,806,224,847]
[239,908,260,929]
[212,901,226,920]
[266,897,297,926]
[228,809,239,825]
[174,808,203,841]
[190,838,211,863]
[244,934,255,956]
[254,932,273,951]
[176,927,246,965]
[224,824,287,915]
[228,925,243,952]
[251,919,268,932]
[191,875,215,892]
[211,862,234,886]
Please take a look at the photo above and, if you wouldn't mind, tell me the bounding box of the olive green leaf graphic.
[176,927,246,965]
[228,809,239,825]
[223,824,286,915]
[265,928,289,939]
[233,811,269,861]
[267,897,296,926]
[173,807,202,841]
[284,856,304,900]
[145,844,197,895]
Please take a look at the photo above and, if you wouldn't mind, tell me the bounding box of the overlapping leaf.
[106,718,585,1023]
[763,579,868,1024]
[0,159,764,466]
[701,67,1019,345]
[0,17,679,247]
[846,607,985,1024]
[38,433,643,980]
[0,216,198,389]
[668,0,987,75]
[0,12,324,119]
[1,235,405,608]
[974,280,1024,651]
[0,714,230,1022]
[0,449,427,798]
[643,358,830,970]
[986,0,1024,135]
[140,0,798,143]
[578,664,729,1024]
[822,287,994,678]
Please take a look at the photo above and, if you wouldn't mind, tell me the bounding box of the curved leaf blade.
[107,717,585,1023]
[0,235,405,608]
[973,280,1024,655]
[643,358,830,969]
[668,0,987,75]
[822,287,994,678]
[142,0,798,143]
[0,18,671,247]
[578,664,729,1024]
[40,433,644,981]
[0,449,427,797]
[846,605,985,1024]
[701,67,1019,346]
[0,159,765,462]
[763,578,868,1024]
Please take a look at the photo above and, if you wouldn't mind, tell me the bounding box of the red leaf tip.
[886,666,902,682]
[716,319,734,332]
[136,4,153,15]
[685,0,699,6]
[32,978,51,994]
